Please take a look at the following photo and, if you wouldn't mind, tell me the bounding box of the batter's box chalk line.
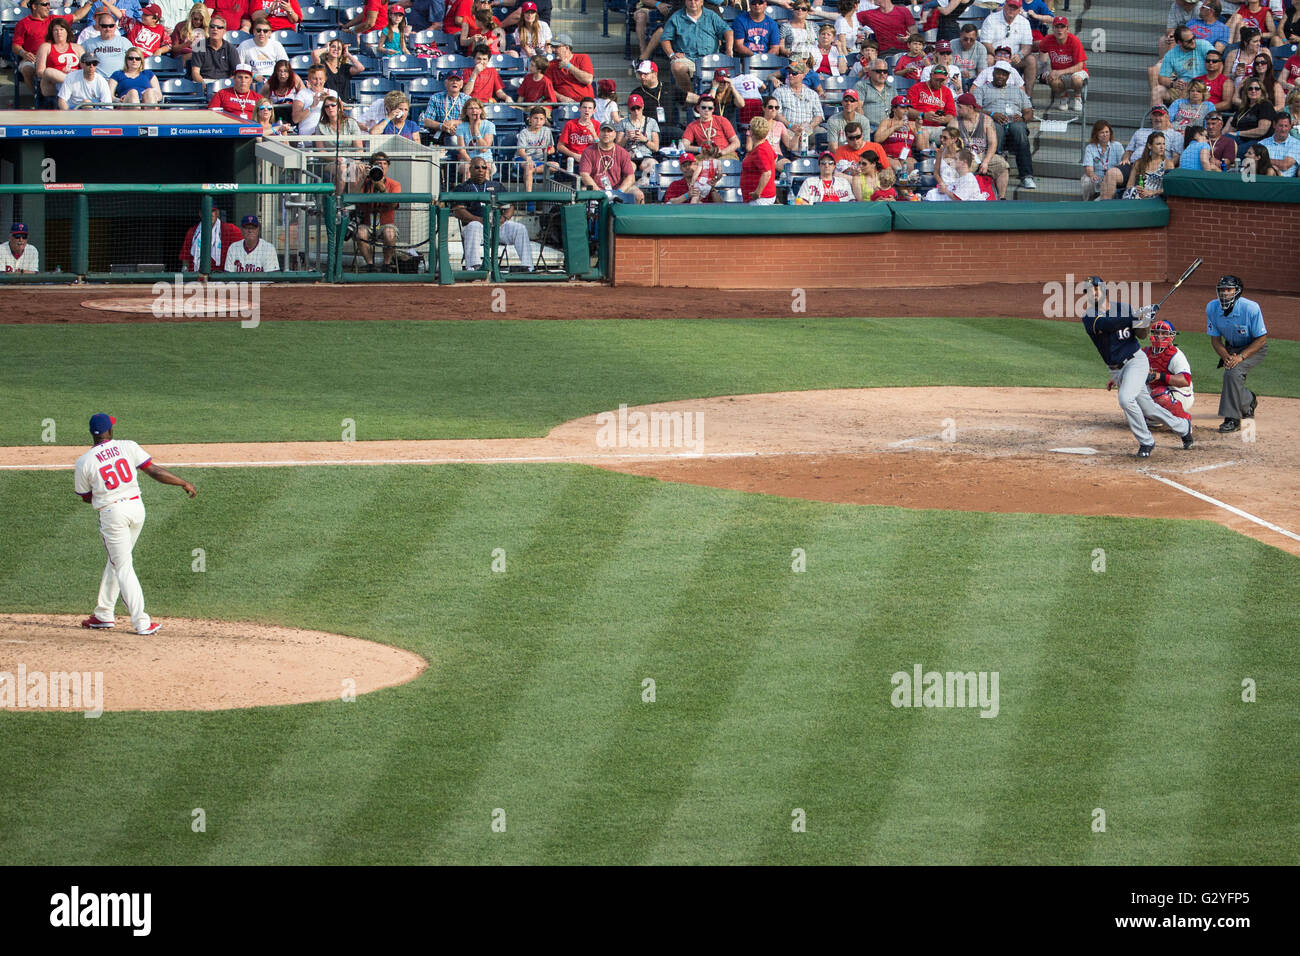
[1140,469,1300,544]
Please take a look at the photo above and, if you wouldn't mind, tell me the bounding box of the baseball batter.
[1082,277,1194,458]
[1206,274,1267,433]
[75,414,196,635]
[1141,319,1194,423]
[223,214,281,272]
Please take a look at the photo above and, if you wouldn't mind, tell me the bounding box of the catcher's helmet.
[1217,274,1243,314]
[1149,319,1176,353]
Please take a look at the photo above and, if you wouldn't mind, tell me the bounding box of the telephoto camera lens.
[369,165,386,183]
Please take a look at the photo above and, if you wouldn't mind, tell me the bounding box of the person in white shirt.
[58,54,113,109]
[0,222,39,273]
[925,148,985,200]
[972,45,1025,88]
[979,0,1037,95]
[75,413,196,636]
[291,64,330,134]
[223,214,281,271]
[238,16,289,80]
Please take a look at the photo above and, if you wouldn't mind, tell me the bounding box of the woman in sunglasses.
[1224,26,1264,88]
[108,46,161,104]
[1225,80,1278,143]
[254,97,294,136]
[1233,52,1285,110]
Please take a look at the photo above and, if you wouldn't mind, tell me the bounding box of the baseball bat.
[1154,256,1204,309]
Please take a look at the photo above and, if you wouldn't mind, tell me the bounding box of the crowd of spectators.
[7,0,1297,204]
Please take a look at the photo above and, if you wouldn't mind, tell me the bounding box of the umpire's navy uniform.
[1084,300,1193,452]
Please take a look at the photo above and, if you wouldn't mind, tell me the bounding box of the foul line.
[1142,471,1300,543]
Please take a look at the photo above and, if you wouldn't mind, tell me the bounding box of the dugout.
[0,110,260,273]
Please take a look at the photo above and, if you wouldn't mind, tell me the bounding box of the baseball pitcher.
[75,414,196,636]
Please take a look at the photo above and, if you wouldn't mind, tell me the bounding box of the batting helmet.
[1216,274,1243,314]
[1148,319,1176,354]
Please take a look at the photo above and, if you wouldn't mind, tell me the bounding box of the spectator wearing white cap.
[972,44,1024,89]
[58,53,113,108]
[978,0,1037,96]
[209,62,260,119]
[974,60,1037,189]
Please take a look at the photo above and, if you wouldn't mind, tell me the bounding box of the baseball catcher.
[1082,277,1194,458]
[1142,319,1194,425]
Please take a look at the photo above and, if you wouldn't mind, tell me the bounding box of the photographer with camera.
[356,152,402,270]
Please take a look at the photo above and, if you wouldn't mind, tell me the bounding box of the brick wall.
[1165,196,1300,294]
[613,229,1170,288]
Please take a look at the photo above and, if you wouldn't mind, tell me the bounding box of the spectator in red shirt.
[129,5,170,57]
[251,0,302,32]
[907,64,956,126]
[579,123,645,203]
[12,0,67,106]
[1038,16,1088,112]
[1195,49,1236,112]
[546,34,595,103]
[181,207,244,271]
[342,0,388,36]
[206,0,252,33]
[741,115,778,204]
[459,0,504,53]
[681,94,741,157]
[444,0,472,35]
[462,44,510,101]
[558,95,599,166]
[857,0,915,55]
[518,54,557,108]
[209,61,259,118]
[893,33,929,82]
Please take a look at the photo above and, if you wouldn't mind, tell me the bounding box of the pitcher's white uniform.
[0,241,38,272]
[74,439,156,632]
[224,238,280,272]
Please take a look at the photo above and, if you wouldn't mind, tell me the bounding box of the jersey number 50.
[99,460,134,490]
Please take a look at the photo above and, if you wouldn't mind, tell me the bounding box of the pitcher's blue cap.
[89,413,116,435]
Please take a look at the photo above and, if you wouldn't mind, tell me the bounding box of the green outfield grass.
[1,464,1297,865]
[2,318,1296,446]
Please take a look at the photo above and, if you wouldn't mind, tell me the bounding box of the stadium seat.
[358,29,383,56]
[226,29,249,46]
[290,53,314,72]
[319,0,351,7]
[353,54,382,77]
[354,75,398,99]
[434,53,474,74]
[273,29,308,53]
[299,5,334,25]
[313,29,359,48]
[161,78,207,104]
[484,102,524,126]
[404,75,443,98]
[717,158,741,177]
[552,102,580,123]
[145,55,183,77]
[411,29,448,51]
[490,52,526,76]
[768,4,790,20]
[819,74,852,91]
[384,54,425,77]
[206,78,235,97]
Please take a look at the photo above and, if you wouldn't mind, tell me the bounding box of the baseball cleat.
[1136,444,1154,458]
[1219,418,1240,433]
[81,616,114,629]
[1246,395,1258,418]
[135,623,161,636]
[1181,424,1195,449]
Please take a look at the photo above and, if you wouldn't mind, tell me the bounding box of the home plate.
[1050,447,1099,455]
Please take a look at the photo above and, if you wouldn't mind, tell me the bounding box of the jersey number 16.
[99,460,134,490]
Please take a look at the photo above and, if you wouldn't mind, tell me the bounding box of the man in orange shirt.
[833,121,889,175]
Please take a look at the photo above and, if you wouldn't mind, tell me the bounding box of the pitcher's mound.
[0,614,426,713]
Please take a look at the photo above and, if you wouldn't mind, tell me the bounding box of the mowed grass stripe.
[321,467,660,864]
[232,465,578,865]
[425,478,749,864]
[532,493,851,864]
[632,506,881,864]
[8,319,1295,446]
